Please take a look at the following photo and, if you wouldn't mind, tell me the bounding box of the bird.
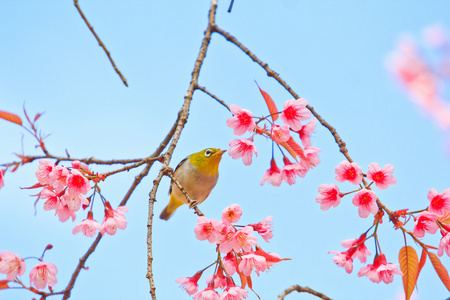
[159,148,226,220]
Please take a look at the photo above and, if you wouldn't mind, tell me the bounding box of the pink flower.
[238,253,267,276]
[35,159,55,185]
[176,271,203,295]
[40,188,62,211]
[220,286,249,300]
[61,189,89,211]
[280,98,311,131]
[223,252,238,276]
[218,226,236,254]
[206,270,227,290]
[29,262,58,290]
[48,165,69,193]
[335,161,362,185]
[250,216,273,243]
[56,204,76,222]
[66,169,91,196]
[228,138,257,166]
[0,251,26,280]
[367,163,397,190]
[427,188,450,216]
[0,169,5,190]
[71,160,81,169]
[296,118,317,147]
[438,231,450,257]
[413,211,438,238]
[226,105,256,136]
[316,184,342,211]
[281,157,305,185]
[253,249,282,270]
[340,234,371,264]
[358,254,402,284]
[72,211,101,237]
[193,287,220,300]
[328,251,353,274]
[260,158,282,186]
[100,202,128,235]
[231,226,257,252]
[222,204,242,224]
[352,189,378,218]
[195,217,225,243]
[303,147,321,167]
[271,125,290,144]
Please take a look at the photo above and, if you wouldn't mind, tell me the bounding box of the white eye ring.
[205,149,213,157]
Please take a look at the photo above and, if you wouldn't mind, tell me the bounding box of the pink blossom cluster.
[0,250,57,290]
[328,234,403,284]
[225,93,321,186]
[33,159,127,237]
[177,204,284,299]
[316,161,397,217]
[387,25,450,131]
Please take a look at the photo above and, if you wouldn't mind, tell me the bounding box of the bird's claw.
[189,200,199,209]
[161,166,174,176]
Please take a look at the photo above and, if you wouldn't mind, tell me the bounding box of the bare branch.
[278,284,333,300]
[74,0,128,87]
[196,84,231,112]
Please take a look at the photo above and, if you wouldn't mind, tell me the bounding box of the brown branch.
[212,26,352,162]
[146,0,218,298]
[195,84,231,112]
[278,284,333,300]
[74,0,128,87]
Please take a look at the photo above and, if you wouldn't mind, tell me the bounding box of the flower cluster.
[32,159,127,237]
[0,248,57,291]
[225,87,321,186]
[176,204,286,299]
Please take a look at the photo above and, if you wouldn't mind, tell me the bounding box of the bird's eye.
[205,149,213,157]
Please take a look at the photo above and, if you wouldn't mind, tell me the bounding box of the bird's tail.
[160,194,184,220]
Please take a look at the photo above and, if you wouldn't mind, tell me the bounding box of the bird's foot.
[161,166,174,176]
[189,200,199,209]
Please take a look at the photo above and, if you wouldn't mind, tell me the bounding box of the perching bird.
[159,148,226,220]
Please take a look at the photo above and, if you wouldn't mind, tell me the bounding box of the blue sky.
[1,1,450,299]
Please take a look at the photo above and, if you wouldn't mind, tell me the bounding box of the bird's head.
[190,148,226,175]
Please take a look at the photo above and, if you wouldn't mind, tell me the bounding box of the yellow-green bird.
[160,148,226,220]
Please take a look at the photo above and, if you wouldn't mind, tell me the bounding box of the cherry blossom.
[271,125,290,144]
[66,169,91,196]
[328,251,353,274]
[35,159,54,185]
[0,169,4,190]
[48,165,69,193]
[40,188,62,211]
[335,161,362,185]
[366,163,397,190]
[281,157,305,185]
[56,204,76,222]
[230,226,257,253]
[228,138,257,166]
[316,184,342,211]
[29,261,58,290]
[250,216,274,242]
[358,254,402,284]
[280,98,311,131]
[238,253,267,276]
[427,188,450,216]
[176,271,203,295]
[222,204,242,224]
[438,230,450,257]
[0,250,26,280]
[193,287,220,300]
[352,189,378,218]
[61,189,89,212]
[100,202,128,236]
[413,211,438,238]
[72,211,101,237]
[340,234,371,264]
[194,217,226,244]
[260,158,282,186]
[296,118,317,147]
[220,286,248,300]
[223,252,237,276]
[226,105,256,136]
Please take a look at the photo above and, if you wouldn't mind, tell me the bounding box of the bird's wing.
[168,156,188,195]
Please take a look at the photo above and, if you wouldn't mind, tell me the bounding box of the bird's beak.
[218,149,227,156]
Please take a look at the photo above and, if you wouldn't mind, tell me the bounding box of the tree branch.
[278,284,333,300]
[74,0,128,87]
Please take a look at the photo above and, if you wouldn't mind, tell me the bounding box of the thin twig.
[74,0,128,87]
[278,284,333,300]
[212,26,352,162]
[195,84,231,112]
[146,0,218,297]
